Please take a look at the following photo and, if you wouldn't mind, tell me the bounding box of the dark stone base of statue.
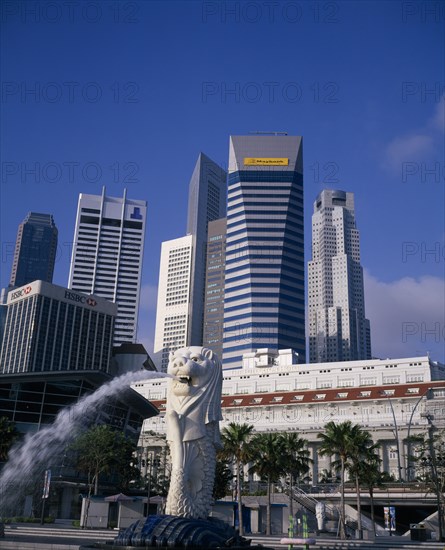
[115,515,246,547]
[80,514,274,549]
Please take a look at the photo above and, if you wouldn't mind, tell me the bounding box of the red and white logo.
[24,286,32,294]
[86,298,97,307]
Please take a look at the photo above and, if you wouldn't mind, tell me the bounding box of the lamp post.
[380,391,403,481]
[406,388,431,481]
[145,448,152,516]
[421,413,444,542]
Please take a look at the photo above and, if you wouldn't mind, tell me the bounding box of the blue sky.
[1,0,444,362]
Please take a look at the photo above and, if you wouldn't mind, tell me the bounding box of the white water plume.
[0,369,170,515]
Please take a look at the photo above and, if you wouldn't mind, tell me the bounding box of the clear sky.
[1,0,444,362]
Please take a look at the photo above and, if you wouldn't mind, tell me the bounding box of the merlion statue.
[165,346,223,519]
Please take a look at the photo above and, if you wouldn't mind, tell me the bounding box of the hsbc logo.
[64,291,97,307]
[10,286,32,301]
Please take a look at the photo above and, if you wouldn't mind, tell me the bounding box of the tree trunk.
[266,476,271,536]
[94,470,99,496]
[289,474,294,519]
[370,487,376,537]
[355,473,362,538]
[237,458,244,536]
[340,457,346,539]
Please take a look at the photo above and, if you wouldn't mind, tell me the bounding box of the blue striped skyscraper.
[222,134,305,369]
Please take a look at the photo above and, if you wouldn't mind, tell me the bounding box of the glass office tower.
[10,212,58,287]
[222,134,305,369]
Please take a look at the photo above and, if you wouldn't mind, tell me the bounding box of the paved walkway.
[1,524,444,549]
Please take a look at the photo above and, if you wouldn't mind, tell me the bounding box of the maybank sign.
[244,158,289,166]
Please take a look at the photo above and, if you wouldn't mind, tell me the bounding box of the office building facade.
[9,212,58,288]
[222,135,305,369]
[0,280,116,375]
[202,218,227,361]
[68,188,146,346]
[186,153,227,345]
[153,235,193,371]
[308,189,371,363]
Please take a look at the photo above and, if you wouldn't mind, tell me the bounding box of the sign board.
[244,158,289,166]
[42,469,51,499]
[384,506,396,530]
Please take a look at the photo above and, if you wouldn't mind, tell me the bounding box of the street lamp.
[406,388,431,481]
[420,413,444,542]
[379,390,403,481]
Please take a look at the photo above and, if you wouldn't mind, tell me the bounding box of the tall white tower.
[308,189,371,363]
[68,187,146,347]
[153,235,193,372]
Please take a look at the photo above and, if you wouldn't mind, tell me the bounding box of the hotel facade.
[133,352,445,483]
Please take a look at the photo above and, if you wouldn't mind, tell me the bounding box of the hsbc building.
[1,280,117,374]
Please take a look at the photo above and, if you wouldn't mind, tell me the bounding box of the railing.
[283,483,337,519]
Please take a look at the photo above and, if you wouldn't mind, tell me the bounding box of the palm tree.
[279,433,311,518]
[345,430,379,538]
[220,423,254,536]
[356,453,385,537]
[249,433,286,535]
[317,421,355,539]
[318,421,379,539]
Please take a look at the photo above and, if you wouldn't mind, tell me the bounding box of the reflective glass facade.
[222,135,306,369]
[203,218,226,360]
[185,153,227,346]
[10,212,58,287]
[0,281,116,375]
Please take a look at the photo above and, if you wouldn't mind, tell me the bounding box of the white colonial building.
[132,350,445,483]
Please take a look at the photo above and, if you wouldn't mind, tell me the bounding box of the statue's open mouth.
[178,376,192,386]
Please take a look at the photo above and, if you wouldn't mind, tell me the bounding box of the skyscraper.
[153,235,193,371]
[0,280,116,375]
[222,134,305,369]
[10,212,58,288]
[186,153,227,345]
[153,153,226,370]
[308,189,371,363]
[202,218,227,360]
[68,187,146,346]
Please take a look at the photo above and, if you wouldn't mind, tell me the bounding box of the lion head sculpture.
[166,346,222,443]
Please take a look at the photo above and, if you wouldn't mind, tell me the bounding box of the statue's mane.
[167,352,223,424]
